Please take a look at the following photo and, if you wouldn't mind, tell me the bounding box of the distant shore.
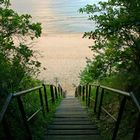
[34,33,93,97]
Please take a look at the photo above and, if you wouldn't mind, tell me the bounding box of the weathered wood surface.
[45,98,101,140]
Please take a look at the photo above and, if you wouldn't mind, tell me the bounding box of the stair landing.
[45,98,101,140]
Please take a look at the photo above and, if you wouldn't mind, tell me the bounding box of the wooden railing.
[0,84,64,140]
[75,84,140,140]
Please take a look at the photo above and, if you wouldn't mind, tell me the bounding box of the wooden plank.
[48,124,97,130]
[55,113,87,116]
[53,118,90,121]
[55,112,87,115]
[47,129,99,135]
[46,135,101,140]
[54,115,88,118]
[45,97,101,140]
[56,108,85,111]
[56,105,84,108]
[51,121,92,125]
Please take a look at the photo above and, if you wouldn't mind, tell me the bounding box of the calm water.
[11,0,103,34]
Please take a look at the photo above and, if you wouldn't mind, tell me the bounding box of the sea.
[11,0,104,34]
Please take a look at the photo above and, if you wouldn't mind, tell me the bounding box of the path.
[45,98,101,140]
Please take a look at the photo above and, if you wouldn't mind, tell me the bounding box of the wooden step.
[51,121,92,125]
[54,115,88,118]
[48,124,97,129]
[53,118,90,121]
[46,135,101,140]
[47,129,99,135]
[44,97,101,140]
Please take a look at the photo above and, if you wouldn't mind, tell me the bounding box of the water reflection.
[10,0,103,34]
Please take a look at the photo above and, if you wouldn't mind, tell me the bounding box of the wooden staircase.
[45,98,101,140]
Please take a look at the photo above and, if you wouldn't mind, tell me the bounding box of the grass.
[78,86,138,140]
[24,85,62,140]
[32,96,62,140]
[0,84,62,140]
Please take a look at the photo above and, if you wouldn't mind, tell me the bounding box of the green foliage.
[79,2,140,138]
[0,0,42,95]
[78,85,138,140]
[0,84,62,140]
[80,0,140,91]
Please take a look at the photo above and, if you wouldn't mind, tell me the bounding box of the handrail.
[0,94,13,123]
[100,85,130,97]
[0,83,63,140]
[130,92,140,112]
[90,83,99,87]
[89,84,130,97]
[13,86,42,97]
[76,84,140,140]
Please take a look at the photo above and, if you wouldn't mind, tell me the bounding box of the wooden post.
[79,85,81,97]
[112,96,127,140]
[82,86,85,101]
[75,87,78,97]
[61,87,63,97]
[55,86,58,99]
[133,113,140,140]
[2,117,13,140]
[17,97,32,140]
[43,84,49,112]
[39,88,45,117]
[86,84,88,106]
[57,85,60,97]
[97,88,104,119]
[88,85,91,107]
[94,86,99,113]
[50,85,55,103]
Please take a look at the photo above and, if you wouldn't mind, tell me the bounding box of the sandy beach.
[11,0,95,96]
[11,0,94,96]
[34,33,92,96]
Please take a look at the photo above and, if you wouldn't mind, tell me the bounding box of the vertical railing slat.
[97,88,104,119]
[82,86,85,101]
[79,85,81,97]
[17,96,32,139]
[112,96,127,140]
[55,86,58,99]
[94,85,99,113]
[50,85,55,103]
[86,84,88,106]
[43,84,49,112]
[88,85,91,107]
[132,113,140,140]
[39,88,45,117]
[75,87,78,97]
[2,117,13,140]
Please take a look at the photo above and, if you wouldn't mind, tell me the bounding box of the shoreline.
[34,33,93,97]
[41,30,86,37]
